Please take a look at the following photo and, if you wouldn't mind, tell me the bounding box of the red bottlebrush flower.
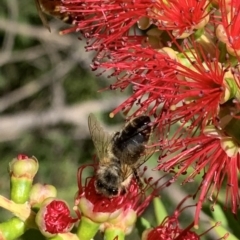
[145,227,200,240]
[36,198,77,237]
[151,42,238,138]
[216,0,240,56]
[142,196,228,240]
[158,127,240,226]
[75,164,165,232]
[97,38,234,139]
[151,0,211,38]
[60,0,153,50]
[95,45,178,121]
[100,41,239,138]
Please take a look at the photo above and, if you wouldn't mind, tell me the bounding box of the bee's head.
[94,179,119,197]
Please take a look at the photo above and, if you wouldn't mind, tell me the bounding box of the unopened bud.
[29,183,57,210]
[9,154,39,203]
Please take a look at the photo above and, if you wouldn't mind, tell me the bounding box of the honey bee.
[35,0,73,32]
[88,113,153,198]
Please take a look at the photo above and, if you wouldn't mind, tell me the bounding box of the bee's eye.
[110,188,118,196]
[96,180,104,188]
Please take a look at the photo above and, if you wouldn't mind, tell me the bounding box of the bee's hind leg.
[133,168,144,190]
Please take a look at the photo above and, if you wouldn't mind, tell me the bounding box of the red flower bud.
[36,198,77,237]
[9,155,39,203]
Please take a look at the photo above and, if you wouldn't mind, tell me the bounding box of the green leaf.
[210,221,238,240]
[153,197,168,225]
[135,217,151,237]
[211,204,228,227]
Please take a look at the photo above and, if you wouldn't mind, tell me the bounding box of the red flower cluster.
[151,0,211,38]
[216,0,240,56]
[75,164,165,221]
[47,0,240,228]
[74,164,169,238]
[159,130,240,225]
[61,0,154,50]
[142,197,229,240]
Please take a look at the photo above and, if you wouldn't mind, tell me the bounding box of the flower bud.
[29,183,57,210]
[9,154,39,203]
[220,136,239,158]
[100,209,137,240]
[35,198,77,238]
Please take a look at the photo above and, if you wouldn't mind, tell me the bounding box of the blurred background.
[0,0,238,239]
[0,0,127,237]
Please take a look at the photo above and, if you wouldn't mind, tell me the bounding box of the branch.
[0,97,127,142]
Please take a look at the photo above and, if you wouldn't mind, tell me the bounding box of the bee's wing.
[88,113,112,160]
[35,0,51,32]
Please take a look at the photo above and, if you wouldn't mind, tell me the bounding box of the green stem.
[49,233,79,240]
[76,216,100,240]
[104,228,125,240]
[0,195,37,229]
[10,177,32,204]
[0,217,26,240]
